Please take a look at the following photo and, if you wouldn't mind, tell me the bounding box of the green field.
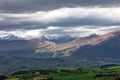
[2,65,120,80]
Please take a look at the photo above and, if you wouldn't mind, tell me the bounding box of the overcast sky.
[0,0,120,38]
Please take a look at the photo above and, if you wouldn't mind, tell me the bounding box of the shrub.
[113,76,120,80]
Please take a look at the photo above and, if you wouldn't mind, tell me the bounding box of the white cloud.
[0,7,120,38]
[1,7,120,23]
[46,26,62,30]
[0,26,119,39]
[0,29,43,39]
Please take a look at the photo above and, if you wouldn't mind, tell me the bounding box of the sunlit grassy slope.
[6,66,120,80]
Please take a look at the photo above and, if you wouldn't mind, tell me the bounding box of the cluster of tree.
[100,64,118,68]
[95,73,118,78]
[33,77,53,80]
[11,69,58,75]
[0,75,7,80]
[113,76,120,80]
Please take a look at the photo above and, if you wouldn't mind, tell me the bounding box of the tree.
[0,75,7,80]
[113,76,120,80]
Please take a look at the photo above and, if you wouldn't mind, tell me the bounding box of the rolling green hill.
[3,66,120,80]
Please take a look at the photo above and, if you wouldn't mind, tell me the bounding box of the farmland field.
[5,65,120,80]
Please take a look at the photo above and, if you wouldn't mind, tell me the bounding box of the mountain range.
[0,30,120,74]
[0,34,24,41]
[41,35,76,44]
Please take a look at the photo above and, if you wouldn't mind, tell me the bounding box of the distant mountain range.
[0,33,99,56]
[0,34,98,44]
[0,34,77,44]
[41,35,76,44]
[0,30,120,74]
[0,34,24,41]
[0,31,119,58]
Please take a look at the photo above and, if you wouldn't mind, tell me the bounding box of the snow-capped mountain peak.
[0,34,24,40]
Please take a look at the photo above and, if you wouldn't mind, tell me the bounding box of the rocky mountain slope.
[0,30,120,74]
[0,30,119,58]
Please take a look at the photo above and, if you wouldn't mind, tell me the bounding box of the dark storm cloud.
[47,17,116,27]
[0,16,41,30]
[0,16,119,30]
[0,0,120,13]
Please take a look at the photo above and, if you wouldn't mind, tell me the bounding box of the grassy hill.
[2,65,120,80]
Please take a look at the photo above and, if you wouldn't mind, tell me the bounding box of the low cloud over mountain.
[0,0,120,38]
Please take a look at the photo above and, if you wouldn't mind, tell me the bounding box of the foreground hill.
[4,66,120,80]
